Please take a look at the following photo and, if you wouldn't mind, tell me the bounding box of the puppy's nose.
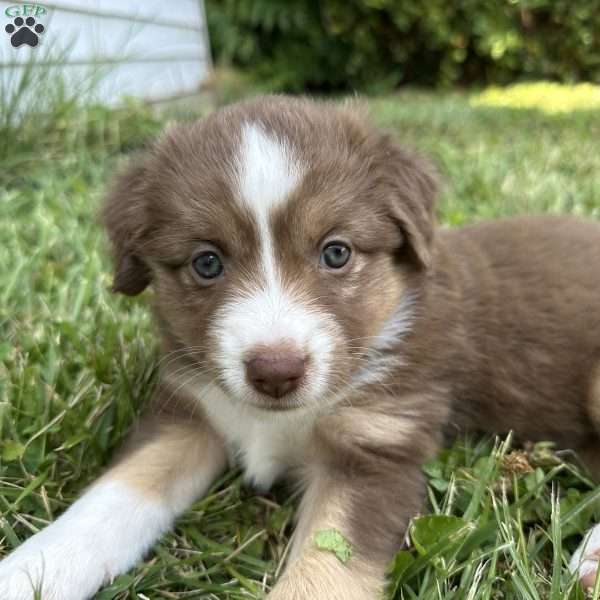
[245,347,306,398]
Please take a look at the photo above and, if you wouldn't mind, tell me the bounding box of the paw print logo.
[5,16,45,48]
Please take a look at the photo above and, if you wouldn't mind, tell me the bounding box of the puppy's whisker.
[158,365,221,413]
[158,352,210,373]
[156,348,205,367]
[161,358,212,383]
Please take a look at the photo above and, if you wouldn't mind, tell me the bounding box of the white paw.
[0,481,173,600]
[0,529,105,600]
[570,523,600,589]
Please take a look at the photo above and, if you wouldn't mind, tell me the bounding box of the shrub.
[206,0,600,92]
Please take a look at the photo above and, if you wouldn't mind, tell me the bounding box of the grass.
[2,87,600,599]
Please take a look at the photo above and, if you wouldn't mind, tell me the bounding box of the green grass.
[2,89,600,599]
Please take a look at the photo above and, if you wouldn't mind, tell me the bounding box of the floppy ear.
[379,137,439,270]
[101,158,152,296]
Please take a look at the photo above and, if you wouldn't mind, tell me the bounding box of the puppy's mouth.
[242,377,313,412]
[245,395,307,412]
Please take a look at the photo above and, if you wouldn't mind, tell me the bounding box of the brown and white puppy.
[1,95,600,599]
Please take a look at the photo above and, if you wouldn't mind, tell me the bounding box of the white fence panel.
[0,0,211,105]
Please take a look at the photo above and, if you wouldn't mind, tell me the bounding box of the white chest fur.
[189,381,317,490]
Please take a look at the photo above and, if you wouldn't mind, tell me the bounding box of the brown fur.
[92,382,228,519]
[101,95,600,597]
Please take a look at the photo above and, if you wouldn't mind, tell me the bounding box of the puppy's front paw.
[267,578,375,600]
[570,524,600,589]
[0,481,175,599]
[266,551,381,600]
[0,558,46,600]
[0,533,104,600]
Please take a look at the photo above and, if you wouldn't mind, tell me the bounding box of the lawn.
[1,88,600,599]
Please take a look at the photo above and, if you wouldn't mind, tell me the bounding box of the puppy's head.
[103,96,438,411]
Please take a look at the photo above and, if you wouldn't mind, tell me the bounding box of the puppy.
[1,95,600,599]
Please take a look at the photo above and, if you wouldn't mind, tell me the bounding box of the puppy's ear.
[102,158,152,296]
[379,138,439,270]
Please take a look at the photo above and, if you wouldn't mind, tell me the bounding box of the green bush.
[206,0,600,92]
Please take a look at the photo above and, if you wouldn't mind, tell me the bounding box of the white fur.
[351,291,416,387]
[0,481,172,600]
[212,285,338,406]
[207,279,337,490]
[174,377,316,490]
[234,120,304,300]
[570,523,600,583]
[233,120,308,334]
[236,121,304,221]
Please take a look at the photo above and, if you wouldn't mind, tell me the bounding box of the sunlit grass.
[471,82,600,114]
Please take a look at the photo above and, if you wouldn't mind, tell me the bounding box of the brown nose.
[245,347,307,399]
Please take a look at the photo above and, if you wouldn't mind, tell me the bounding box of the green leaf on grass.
[2,441,26,462]
[410,515,468,555]
[314,529,352,563]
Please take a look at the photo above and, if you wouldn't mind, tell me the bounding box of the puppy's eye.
[192,251,223,281]
[321,242,351,269]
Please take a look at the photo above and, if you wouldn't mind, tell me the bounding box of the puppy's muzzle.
[245,346,307,399]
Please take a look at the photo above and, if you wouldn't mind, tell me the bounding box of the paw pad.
[5,16,45,48]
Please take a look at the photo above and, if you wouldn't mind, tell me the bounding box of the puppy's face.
[104,97,437,412]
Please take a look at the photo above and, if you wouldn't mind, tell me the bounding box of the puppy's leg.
[268,401,438,600]
[0,410,227,600]
[268,463,425,600]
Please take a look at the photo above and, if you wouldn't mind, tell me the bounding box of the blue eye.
[321,242,351,269]
[192,251,223,280]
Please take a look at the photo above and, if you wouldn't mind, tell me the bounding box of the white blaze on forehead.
[236,121,304,215]
[235,121,305,283]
